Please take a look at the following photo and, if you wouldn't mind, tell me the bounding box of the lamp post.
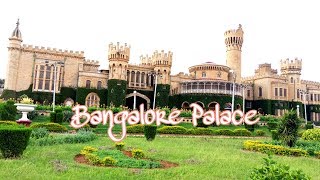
[149,71,162,110]
[296,105,300,118]
[229,70,236,113]
[299,89,309,124]
[241,84,249,113]
[46,60,64,112]
[133,90,137,109]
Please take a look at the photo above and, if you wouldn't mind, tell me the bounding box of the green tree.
[277,110,300,147]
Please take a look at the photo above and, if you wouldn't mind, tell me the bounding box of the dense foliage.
[301,129,320,141]
[0,100,17,121]
[277,110,301,147]
[0,125,32,158]
[249,155,310,180]
[30,123,67,132]
[144,125,157,141]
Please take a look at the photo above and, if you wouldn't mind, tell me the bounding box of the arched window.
[202,72,206,78]
[85,92,100,107]
[181,101,190,109]
[86,80,91,88]
[258,87,263,97]
[97,81,102,90]
[290,77,294,83]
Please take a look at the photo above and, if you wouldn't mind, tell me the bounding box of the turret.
[5,19,23,90]
[107,42,130,106]
[108,42,130,80]
[280,58,302,84]
[225,24,243,83]
[152,50,173,84]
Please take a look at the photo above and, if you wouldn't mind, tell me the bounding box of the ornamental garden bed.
[74,144,178,169]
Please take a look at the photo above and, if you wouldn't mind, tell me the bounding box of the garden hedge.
[0,125,32,158]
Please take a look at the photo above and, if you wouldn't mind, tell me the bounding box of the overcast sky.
[0,0,319,82]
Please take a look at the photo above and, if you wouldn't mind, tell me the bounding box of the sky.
[0,0,319,82]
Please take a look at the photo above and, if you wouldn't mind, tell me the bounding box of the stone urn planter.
[14,103,37,127]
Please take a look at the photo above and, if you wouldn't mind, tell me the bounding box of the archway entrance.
[181,101,190,109]
[195,101,204,109]
[125,92,150,110]
[208,102,218,110]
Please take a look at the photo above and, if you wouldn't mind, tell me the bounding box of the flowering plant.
[19,97,34,104]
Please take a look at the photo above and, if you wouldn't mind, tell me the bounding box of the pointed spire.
[16,18,20,27]
[11,18,22,39]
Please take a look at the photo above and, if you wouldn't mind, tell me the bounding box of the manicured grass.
[0,136,319,179]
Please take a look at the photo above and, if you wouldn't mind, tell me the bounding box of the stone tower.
[152,50,173,107]
[280,58,302,100]
[152,50,173,84]
[4,19,23,91]
[225,24,244,83]
[107,42,130,106]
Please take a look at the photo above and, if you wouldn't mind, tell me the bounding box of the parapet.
[224,24,244,37]
[301,80,320,86]
[152,50,173,66]
[108,42,130,60]
[140,54,153,66]
[280,57,302,70]
[21,44,84,58]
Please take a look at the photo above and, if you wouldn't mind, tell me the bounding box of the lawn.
[0,136,319,179]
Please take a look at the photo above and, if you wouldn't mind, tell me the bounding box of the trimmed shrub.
[245,123,255,132]
[157,126,187,134]
[295,141,320,156]
[243,140,308,157]
[271,130,279,140]
[189,128,214,135]
[27,111,38,120]
[30,129,97,146]
[30,123,67,132]
[31,127,49,139]
[102,156,117,166]
[196,118,208,128]
[255,130,266,136]
[233,129,252,136]
[115,142,125,151]
[132,149,145,159]
[127,124,144,133]
[301,129,320,141]
[305,122,314,130]
[55,112,63,124]
[249,155,310,180]
[214,129,234,136]
[0,121,18,126]
[80,146,98,155]
[144,125,157,141]
[86,153,101,165]
[50,112,56,122]
[0,125,32,158]
[278,110,301,147]
[0,100,17,121]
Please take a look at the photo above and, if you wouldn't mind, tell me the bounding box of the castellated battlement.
[140,54,152,66]
[21,44,84,57]
[301,80,320,86]
[152,50,173,66]
[224,24,244,37]
[224,24,243,49]
[139,50,173,67]
[108,42,130,60]
[84,59,99,65]
[280,58,302,70]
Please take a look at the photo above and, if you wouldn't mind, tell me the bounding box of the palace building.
[2,20,320,121]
